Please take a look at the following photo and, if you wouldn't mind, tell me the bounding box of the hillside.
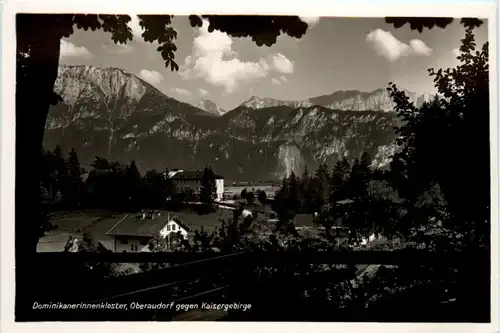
[45,65,401,181]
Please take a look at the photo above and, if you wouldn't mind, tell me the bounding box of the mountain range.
[44,65,430,181]
[240,89,433,112]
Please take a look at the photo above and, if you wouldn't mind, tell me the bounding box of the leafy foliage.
[384,17,483,32]
[387,25,489,249]
[257,190,268,204]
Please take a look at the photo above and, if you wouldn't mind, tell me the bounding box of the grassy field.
[38,211,127,252]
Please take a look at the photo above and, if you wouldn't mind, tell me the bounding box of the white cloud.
[299,17,320,27]
[180,20,273,94]
[103,43,135,54]
[280,76,288,83]
[128,15,144,39]
[138,69,164,85]
[198,88,209,96]
[60,40,93,59]
[272,78,281,85]
[366,29,410,62]
[271,53,294,74]
[172,88,192,98]
[452,47,461,57]
[366,29,432,62]
[409,39,433,56]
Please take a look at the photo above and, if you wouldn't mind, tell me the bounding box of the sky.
[60,16,489,111]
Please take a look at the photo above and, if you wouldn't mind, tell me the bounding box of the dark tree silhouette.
[384,17,483,32]
[64,148,84,209]
[273,177,298,235]
[382,25,490,319]
[257,190,267,204]
[241,188,248,200]
[330,156,351,202]
[387,25,489,248]
[38,185,56,240]
[246,191,256,205]
[124,160,142,211]
[288,171,302,211]
[142,169,170,209]
[52,145,68,200]
[299,166,312,212]
[198,166,217,214]
[311,162,331,211]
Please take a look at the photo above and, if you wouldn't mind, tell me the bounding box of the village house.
[167,169,225,201]
[104,210,192,252]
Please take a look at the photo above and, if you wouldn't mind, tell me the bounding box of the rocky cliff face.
[196,99,226,116]
[45,65,405,181]
[242,96,313,109]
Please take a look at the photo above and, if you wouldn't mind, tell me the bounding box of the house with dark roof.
[105,211,192,252]
[169,170,225,200]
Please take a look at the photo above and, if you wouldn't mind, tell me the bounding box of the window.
[172,224,177,231]
[131,244,138,251]
[167,225,171,231]
[120,238,128,245]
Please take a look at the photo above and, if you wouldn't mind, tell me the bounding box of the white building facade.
[169,170,224,200]
[107,213,191,253]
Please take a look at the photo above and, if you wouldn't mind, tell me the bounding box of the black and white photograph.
[1,0,498,330]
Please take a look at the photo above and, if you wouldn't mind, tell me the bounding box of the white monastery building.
[167,169,224,200]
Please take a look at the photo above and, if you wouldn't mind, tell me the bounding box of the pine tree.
[65,148,84,208]
[257,190,268,204]
[312,163,330,211]
[273,177,297,235]
[199,166,217,212]
[300,166,312,212]
[125,160,142,211]
[52,145,68,202]
[241,188,248,200]
[246,191,256,205]
[288,171,301,211]
[330,157,351,202]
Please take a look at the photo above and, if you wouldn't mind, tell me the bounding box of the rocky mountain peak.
[241,95,313,109]
[196,99,226,116]
[55,65,151,106]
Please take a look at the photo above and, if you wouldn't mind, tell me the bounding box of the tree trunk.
[16,15,62,320]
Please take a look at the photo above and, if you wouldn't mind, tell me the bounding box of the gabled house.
[105,211,192,252]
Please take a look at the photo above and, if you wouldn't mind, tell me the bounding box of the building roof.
[166,209,233,230]
[170,170,223,180]
[106,213,170,238]
[105,211,202,237]
[170,215,193,232]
